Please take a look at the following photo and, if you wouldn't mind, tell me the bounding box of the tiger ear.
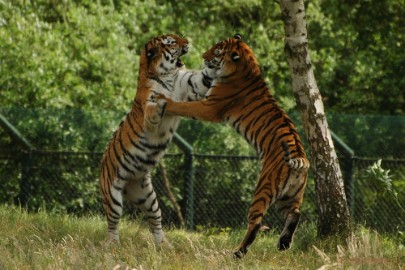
[231,52,240,61]
[234,34,242,40]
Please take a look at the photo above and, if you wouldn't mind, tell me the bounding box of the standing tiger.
[153,34,309,257]
[99,34,213,246]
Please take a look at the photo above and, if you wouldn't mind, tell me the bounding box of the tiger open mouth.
[176,46,188,67]
[205,59,217,69]
[176,58,184,67]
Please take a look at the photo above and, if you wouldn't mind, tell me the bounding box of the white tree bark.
[279,0,351,237]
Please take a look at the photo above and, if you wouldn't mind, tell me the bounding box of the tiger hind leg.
[124,174,170,247]
[276,169,307,250]
[103,179,126,242]
[278,208,301,250]
[233,192,272,258]
[233,220,262,259]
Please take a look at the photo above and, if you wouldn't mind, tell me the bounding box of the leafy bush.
[353,160,405,232]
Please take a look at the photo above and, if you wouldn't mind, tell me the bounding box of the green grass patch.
[0,205,403,269]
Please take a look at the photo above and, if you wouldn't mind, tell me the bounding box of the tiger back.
[99,34,214,246]
[153,34,309,257]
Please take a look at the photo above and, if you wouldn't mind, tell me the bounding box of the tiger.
[152,34,309,257]
[99,34,214,247]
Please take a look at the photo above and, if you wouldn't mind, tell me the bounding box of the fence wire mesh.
[1,148,404,233]
[0,112,404,233]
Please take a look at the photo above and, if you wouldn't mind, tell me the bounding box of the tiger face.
[203,34,260,79]
[143,34,189,76]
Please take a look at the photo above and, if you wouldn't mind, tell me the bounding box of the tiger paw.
[278,235,292,251]
[150,92,166,103]
[144,99,167,132]
[156,237,174,251]
[150,93,173,107]
[232,246,247,259]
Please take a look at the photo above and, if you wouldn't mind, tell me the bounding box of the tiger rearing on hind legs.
[152,34,309,257]
[99,34,214,247]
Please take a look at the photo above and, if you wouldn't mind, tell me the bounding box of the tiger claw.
[232,249,245,259]
[150,93,169,102]
[156,99,167,117]
[144,99,168,132]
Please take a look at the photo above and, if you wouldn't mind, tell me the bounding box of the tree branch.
[158,160,185,228]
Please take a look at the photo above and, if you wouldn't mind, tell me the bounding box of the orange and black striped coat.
[99,34,214,246]
[154,35,309,257]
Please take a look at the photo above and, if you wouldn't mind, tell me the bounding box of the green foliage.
[3,0,402,114]
[353,160,405,232]
[365,160,395,192]
[307,0,405,114]
[1,0,404,153]
[327,114,405,157]
[0,1,138,111]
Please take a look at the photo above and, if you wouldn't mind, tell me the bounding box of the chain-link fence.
[1,112,404,233]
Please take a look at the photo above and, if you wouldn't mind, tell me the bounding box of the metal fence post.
[345,158,355,216]
[172,133,194,230]
[19,150,32,206]
[0,113,35,206]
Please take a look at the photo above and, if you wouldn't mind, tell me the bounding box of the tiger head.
[141,34,189,77]
[203,34,261,80]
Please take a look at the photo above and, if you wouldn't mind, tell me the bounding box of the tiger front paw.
[144,99,168,132]
[150,93,172,104]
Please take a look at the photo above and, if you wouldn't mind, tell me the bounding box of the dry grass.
[0,205,403,269]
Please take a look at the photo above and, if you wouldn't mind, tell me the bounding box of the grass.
[0,205,404,270]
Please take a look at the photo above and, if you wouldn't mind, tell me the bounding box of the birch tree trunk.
[278,0,351,238]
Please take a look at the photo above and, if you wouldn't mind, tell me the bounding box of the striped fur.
[153,35,309,257]
[99,34,213,246]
